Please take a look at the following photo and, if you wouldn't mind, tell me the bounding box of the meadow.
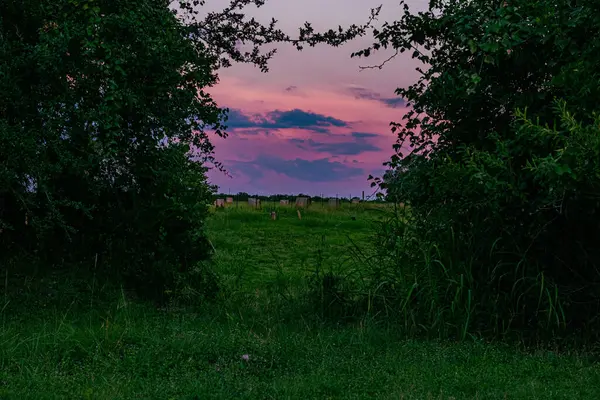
[1,202,600,399]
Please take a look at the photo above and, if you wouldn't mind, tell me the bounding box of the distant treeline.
[211,192,385,203]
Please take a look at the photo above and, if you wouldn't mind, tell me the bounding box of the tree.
[350,0,600,159]
[348,0,600,341]
[0,0,379,301]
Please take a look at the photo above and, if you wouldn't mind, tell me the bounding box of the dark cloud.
[230,155,365,182]
[267,109,348,129]
[347,86,407,108]
[349,87,381,101]
[283,85,308,97]
[379,97,406,108]
[351,132,379,138]
[223,108,349,132]
[290,138,381,156]
[223,109,262,129]
[289,131,382,156]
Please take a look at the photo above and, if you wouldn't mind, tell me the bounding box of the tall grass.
[308,202,600,352]
[207,201,597,354]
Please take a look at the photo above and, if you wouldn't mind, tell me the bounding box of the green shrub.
[370,103,600,344]
[0,0,222,301]
[0,0,375,303]
[343,0,600,345]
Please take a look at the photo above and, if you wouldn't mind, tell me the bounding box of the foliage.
[356,0,600,159]
[366,105,600,343]
[0,0,219,301]
[0,0,380,301]
[347,0,600,343]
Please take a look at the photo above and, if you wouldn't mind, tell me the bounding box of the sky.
[203,0,428,198]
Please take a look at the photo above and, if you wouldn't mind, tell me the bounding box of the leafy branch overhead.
[344,0,600,166]
[177,0,382,73]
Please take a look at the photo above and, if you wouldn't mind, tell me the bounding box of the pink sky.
[204,0,428,197]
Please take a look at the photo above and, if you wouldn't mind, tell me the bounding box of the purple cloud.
[289,137,381,156]
[230,155,365,182]
[347,86,406,108]
[223,108,349,133]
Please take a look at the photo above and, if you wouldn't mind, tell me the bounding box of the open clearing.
[1,203,599,399]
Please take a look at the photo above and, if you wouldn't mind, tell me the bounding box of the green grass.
[207,202,380,293]
[1,203,600,399]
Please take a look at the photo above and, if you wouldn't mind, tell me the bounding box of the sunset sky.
[205,0,428,197]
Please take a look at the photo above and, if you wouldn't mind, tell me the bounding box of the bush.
[369,102,600,344]
[0,0,376,303]
[339,0,600,345]
[0,0,222,302]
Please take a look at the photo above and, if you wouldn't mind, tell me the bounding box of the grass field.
[208,202,380,297]
[1,203,600,399]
